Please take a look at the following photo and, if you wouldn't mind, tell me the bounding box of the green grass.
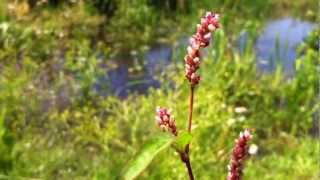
[245,137,319,180]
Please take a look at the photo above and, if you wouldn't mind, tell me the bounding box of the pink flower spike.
[184,11,220,87]
[155,107,178,136]
[227,129,253,180]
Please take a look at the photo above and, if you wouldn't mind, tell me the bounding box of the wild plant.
[123,12,253,180]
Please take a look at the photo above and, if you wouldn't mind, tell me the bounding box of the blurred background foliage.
[0,0,319,179]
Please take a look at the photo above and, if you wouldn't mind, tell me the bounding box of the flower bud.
[193,57,200,64]
[155,107,178,136]
[208,24,216,31]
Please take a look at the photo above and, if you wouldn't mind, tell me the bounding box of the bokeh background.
[0,0,319,179]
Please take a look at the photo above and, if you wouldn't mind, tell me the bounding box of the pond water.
[95,46,172,98]
[99,17,316,98]
[254,18,316,74]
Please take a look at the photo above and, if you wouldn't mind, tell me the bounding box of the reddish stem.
[183,85,195,180]
[188,86,194,132]
[180,151,195,180]
[186,86,194,154]
[185,158,194,180]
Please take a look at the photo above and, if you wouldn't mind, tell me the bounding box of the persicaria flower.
[155,107,178,136]
[227,129,253,180]
[185,12,220,86]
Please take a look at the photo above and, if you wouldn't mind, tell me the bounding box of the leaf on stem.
[173,131,192,152]
[123,133,174,180]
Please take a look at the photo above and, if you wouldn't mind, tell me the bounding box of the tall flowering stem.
[185,12,220,134]
[184,11,220,180]
[227,129,253,180]
[155,12,220,180]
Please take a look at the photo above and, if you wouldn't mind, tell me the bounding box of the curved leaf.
[123,133,174,180]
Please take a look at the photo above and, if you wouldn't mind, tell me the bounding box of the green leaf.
[0,108,6,138]
[123,133,174,180]
[173,131,192,152]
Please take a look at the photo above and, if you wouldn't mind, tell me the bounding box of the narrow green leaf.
[0,108,6,137]
[123,133,174,180]
[173,131,192,151]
